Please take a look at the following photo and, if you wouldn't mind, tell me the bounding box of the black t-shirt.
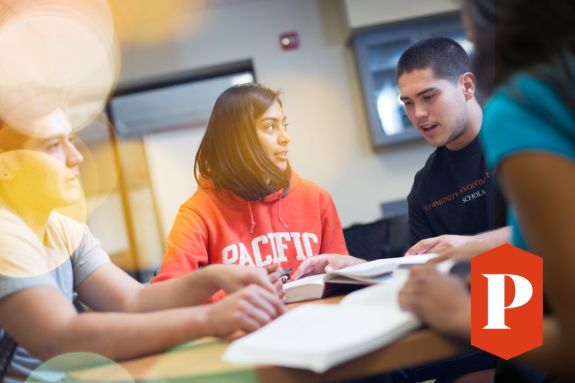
[407,136,498,246]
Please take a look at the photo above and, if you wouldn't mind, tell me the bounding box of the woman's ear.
[460,72,477,101]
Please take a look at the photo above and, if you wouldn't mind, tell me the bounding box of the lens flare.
[0,0,120,132]
[0,1,120,278]
[27,352,134,382]
[75,113,120,212]
[0,150,86,277]
[108,0,208,45]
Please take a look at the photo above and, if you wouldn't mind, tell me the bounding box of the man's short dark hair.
[396,37,471,83]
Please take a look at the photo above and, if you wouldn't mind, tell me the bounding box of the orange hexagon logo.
[471,243,543,360]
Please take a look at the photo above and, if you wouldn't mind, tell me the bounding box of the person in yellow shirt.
[0,88,285,382]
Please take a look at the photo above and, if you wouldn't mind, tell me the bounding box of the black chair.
[343,214,409,261]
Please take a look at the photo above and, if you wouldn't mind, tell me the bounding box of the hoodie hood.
[198,171,302,204]
[199,171,303,233]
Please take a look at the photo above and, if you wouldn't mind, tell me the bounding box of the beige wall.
[343,0,458,29]
[117,0,443,227]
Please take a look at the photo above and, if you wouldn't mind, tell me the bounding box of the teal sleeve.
[480,74,575,170]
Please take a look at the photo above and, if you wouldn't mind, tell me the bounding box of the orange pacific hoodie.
[151,172,348,294]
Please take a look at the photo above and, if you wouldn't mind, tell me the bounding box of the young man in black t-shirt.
[386,37,509,383]
[397,37,509,257]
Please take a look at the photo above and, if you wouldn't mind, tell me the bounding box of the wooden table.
[70,296,466,382]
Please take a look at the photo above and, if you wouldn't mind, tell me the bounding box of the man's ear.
[0,156,15,182]
[460,72,477,101]
[0,169,13,181]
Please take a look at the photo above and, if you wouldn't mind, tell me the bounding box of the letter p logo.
[471,244,543,359]
[482,274,533,330]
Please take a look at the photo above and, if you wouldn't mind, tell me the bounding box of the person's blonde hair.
[0,123,31,152]
[0,84,68,151]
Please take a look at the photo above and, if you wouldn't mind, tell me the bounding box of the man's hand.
[201,264,283,298]
[398,264,470,338]
[203,285,286,337]
[429,241,495,264]
[405,234,477,257]
[292,254,365,280]
[406,227,511,263]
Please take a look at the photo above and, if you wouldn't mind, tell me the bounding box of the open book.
[223,268,421,373]
[284,253,437,303]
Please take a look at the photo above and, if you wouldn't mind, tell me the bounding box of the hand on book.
[428,241,496,264]
[292,254,365,280]
[398,264,470,338]
[265,264,287,300]
[204,285,286,336]
[405,234,479,257]
[203,264,284,299]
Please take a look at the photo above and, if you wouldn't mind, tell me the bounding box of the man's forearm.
[31,307,210,361]
[476,226,511,248]
[127,269,218,312]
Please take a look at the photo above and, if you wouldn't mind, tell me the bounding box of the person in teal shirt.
[481,72,575,251]
[400,0,575,381]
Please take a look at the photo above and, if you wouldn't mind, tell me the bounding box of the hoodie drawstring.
[248,195,288,233]
[248,201,256,234]
[278,198,288,229]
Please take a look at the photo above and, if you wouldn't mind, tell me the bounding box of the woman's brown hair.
[194,83,291,200]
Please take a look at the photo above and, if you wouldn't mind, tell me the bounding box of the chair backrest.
[381,199,409,258]
[343,215,409,261]
[384,213,409,258]
[343,219,388,261]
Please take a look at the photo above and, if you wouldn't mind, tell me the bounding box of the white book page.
[224,269,421,373]
[223,303,417,373]
[395,253,438,267]
[330,253,437,279]
[341,259,456,309]
[283,273,325,289]
[328,258,395,278]
[341,269,411,308]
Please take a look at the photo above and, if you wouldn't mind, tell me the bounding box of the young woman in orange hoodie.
[152,83,361,294]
